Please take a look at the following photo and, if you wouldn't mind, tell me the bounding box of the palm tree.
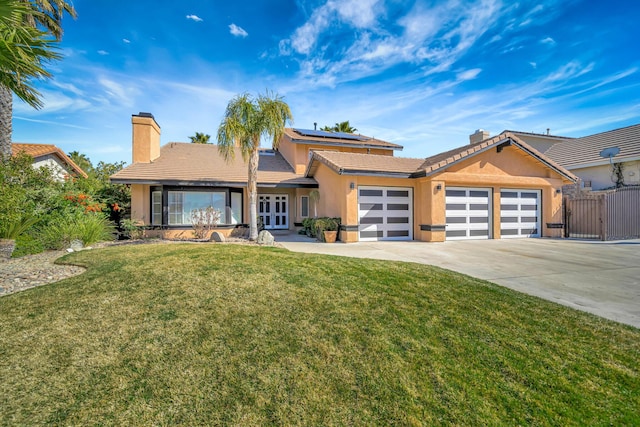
[217,91,293,240]
[0,0,76,159]
[321,120,357,133]
[188,132,211,144]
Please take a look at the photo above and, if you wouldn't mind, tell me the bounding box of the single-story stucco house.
[111,113,577,242]
[12,143,88,181]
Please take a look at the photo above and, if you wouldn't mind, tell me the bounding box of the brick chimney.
[469,129,490,144]
[132,112,161,163]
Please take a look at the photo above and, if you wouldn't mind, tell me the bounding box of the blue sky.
[13,0,640,165]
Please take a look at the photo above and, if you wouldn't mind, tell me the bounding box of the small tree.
[217,91,293,241]
[189,132,211,144]
[321,121,357,133]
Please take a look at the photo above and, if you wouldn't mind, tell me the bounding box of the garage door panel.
[358,186,413,241]
[500,189,541,238]
[445,187,491,240]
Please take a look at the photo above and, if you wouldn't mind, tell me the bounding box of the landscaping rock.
[70,239,84,251]
[210,231,226,242]
[257,230,275,245]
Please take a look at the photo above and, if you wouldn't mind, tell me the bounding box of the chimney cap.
[135,112,155,118]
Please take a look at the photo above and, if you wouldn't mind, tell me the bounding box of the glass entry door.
[258,194,288,229]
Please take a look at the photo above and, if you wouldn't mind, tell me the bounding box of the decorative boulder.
[257,230,275,245]
[70,239,84,251]
[210,231,226,243]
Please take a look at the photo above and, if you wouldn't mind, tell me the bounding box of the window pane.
[301,196,309,218]
[152,191,162,225]
[168,191,226,225]
[231,192,242,224]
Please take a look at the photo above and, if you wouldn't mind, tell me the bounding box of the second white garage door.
[358,186,413,241]
[500,189,541,238]
[445,187,491,240]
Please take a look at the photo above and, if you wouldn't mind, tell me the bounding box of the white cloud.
[541,37,556,44]
[186,14,203,22]
[457,68,482,81]
[122,38,131,44]
[530,62,537,69]
[97,50,109,55]
[229,23,248,37]
[98,78,139,107]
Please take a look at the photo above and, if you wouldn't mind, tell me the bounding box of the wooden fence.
[564,186,640,240]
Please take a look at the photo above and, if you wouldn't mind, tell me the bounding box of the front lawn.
[0,244,638,425]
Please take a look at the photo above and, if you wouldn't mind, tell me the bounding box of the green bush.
[42,212,115,249]
[12,233,45,258]
[301,217,341,241]
[120,219,144,240]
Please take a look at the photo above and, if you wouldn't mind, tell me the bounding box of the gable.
[442,145,560,179]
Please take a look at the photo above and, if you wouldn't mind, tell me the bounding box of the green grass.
[0,244,638,426]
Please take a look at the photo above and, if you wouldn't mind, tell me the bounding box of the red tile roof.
[12,143,88,178]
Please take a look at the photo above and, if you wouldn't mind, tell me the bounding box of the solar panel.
[293,128,369,141]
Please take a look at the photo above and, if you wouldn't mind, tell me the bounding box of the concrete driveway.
[278,236,640,328]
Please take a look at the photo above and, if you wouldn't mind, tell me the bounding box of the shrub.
[313,217,341,241]
[42,212,115,249]
[12,233,45,258]
[190,207,221,239]
[120,219,145,240]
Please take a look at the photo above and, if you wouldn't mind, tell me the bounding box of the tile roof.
[12,143,88,178]
[503,130,574,140]
[283,128,403,150]
[544,123,640,168]
[307,151,424,177]
[306,133,577,182]
[111,143,317,187]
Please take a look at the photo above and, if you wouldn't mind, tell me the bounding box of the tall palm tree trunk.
[247,145,260,240]
[0,86,12,160]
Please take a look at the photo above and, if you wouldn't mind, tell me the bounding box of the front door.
[258,194,288,229]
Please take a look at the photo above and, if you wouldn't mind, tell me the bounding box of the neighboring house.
[543,124,640,190]
[12,143,88,181]
[477,124,640,191]
[111,113,576,242]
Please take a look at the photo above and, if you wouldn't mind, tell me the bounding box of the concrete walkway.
[278,234,640,328]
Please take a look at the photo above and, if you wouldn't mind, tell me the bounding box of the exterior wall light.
[350,182,355,190]
[436,184,442,190]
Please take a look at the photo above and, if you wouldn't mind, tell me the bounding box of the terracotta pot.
[0,239,16,260]
[323,230,338,243]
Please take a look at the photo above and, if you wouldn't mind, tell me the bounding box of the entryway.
[258,194,288,230]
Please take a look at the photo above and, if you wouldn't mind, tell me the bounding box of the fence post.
[600,194,607,241]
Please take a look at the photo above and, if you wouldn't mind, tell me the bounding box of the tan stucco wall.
[130,184,151,225]
[278,137,394,174]
[311,145,570,242]
[132,115,161,163]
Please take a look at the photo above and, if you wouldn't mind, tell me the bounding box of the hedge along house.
[112,113,577,242]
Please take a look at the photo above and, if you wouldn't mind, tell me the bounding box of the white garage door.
[445,187,491,240]
[500,189,541,238]
[358,186,413,241]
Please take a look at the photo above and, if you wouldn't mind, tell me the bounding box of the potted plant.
[0,215,39,260]
[315,217,340,243]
